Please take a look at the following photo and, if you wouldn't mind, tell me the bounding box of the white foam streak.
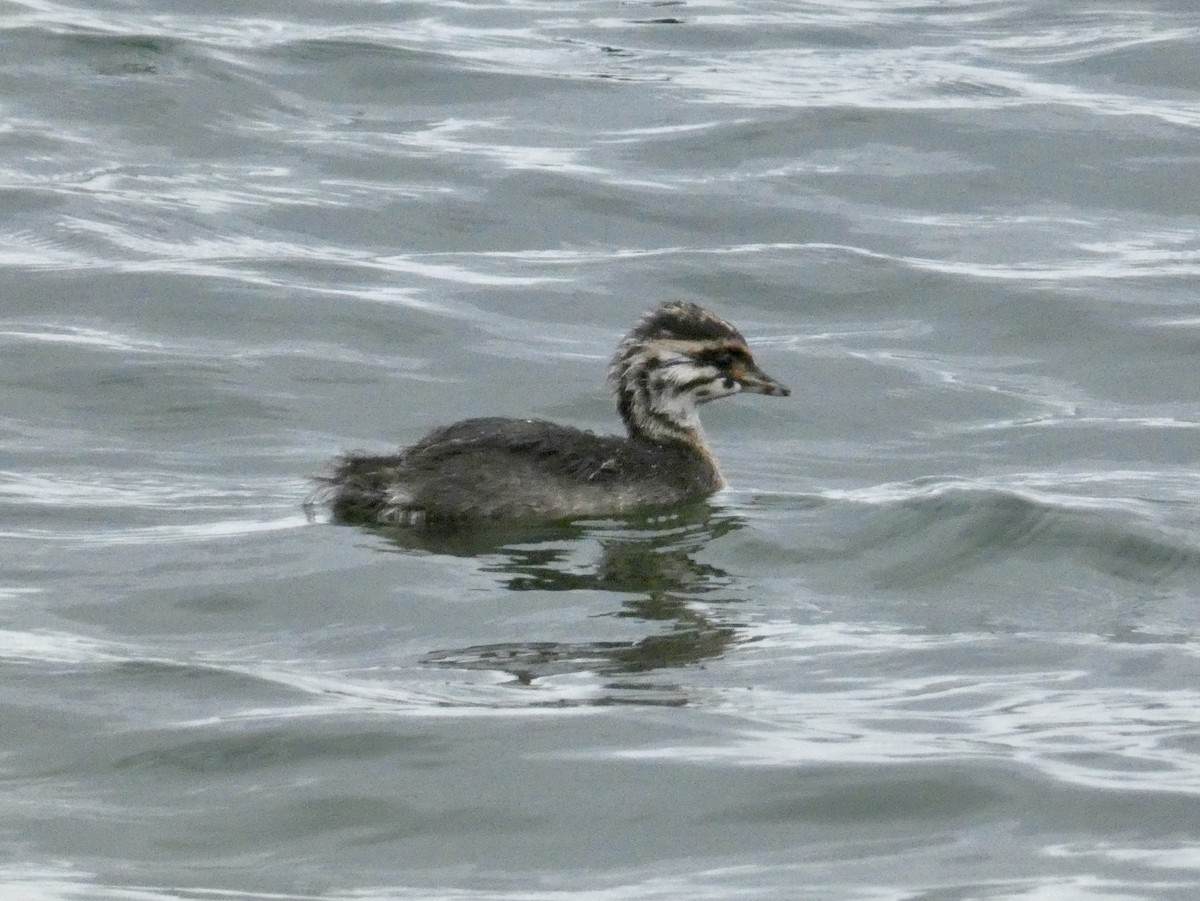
[0,325,166,353]
[0,628,126,667]
[1047,842,1200,871]
[0,515,310,545]
[0,627,603,719]
[393,118,606,176]
[173,665,602,725]
[0,863,335,901]
[5,219,1196,283]
[0,324,445,381]
[609,623,1200,795]
[455,238,1200,283]
[0,861,905,901]
[1,218,568,287]
[815,470,1200,514]
[0,470,246,508]
[670,44,1200,129]
[978,24,1199,65]
[373,256,563,287]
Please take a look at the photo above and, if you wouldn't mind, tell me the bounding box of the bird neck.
[612,358,725,486]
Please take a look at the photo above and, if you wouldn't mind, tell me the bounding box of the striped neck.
[609,344,714,452]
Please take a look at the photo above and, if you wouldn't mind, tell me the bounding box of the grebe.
[316,302,789,525]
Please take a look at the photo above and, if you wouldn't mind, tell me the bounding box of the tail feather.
[307,452,411,524]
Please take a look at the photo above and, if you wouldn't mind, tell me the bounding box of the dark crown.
[626,301,748,345]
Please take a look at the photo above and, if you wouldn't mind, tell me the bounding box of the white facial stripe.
[610,334,758,439]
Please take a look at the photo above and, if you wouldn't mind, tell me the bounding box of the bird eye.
[697,347,745,370]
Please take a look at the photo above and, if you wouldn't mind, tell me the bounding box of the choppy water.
[3,1,1200,898]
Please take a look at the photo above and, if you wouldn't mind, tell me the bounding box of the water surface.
[3,1,1200,898]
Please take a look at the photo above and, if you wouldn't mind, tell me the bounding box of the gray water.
[3,1,1200,898]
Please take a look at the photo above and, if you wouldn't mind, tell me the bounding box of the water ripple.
[614,622,1200,796]
[671,47,1200,125]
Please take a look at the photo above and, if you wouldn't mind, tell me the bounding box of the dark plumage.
[313,302,789,526]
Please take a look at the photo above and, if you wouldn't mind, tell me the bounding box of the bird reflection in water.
[372,502,746,702]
